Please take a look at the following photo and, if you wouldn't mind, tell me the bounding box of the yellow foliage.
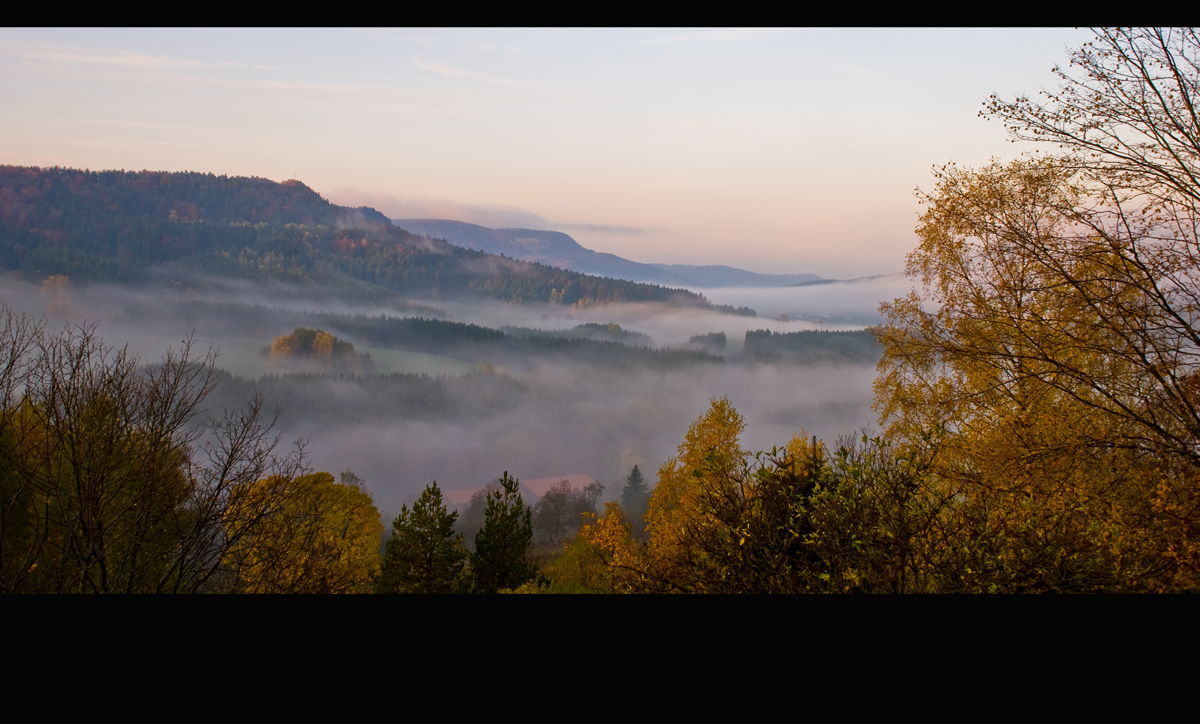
[576,502,641,592]
[574,396,747,592]
[40,274,74,316]
[40,274,73,294]
[579,402,838,593]
[313,331,335,360]
[267,328,366,374]
[269,333,299,361]
[509,526,623,594]
[645,397,745,575]
[874,156,1200,589]
[225,472,383,593]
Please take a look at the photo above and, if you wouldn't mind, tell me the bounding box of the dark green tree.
[453,479,502,550]
[376,482,468,594]
[619,465,650,539]
[470,472,534,593]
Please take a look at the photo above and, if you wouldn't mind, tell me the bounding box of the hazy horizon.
[0,27,1090,278]
[0,273,889,518]
[0,26,1088,515]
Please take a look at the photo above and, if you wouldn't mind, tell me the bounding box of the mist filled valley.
[11,27,1196,594]
[0,164,908,593]
[0,270,887,519]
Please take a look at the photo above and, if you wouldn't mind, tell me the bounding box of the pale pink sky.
[0,28,1091,277]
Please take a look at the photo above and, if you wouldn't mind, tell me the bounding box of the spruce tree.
[620,464,650,537]
[470,472,534,593]
[376,482,468,594]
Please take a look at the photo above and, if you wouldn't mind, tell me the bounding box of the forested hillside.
[0,167,739,311]
[744,329,880,364]
[117,300,722,372]
[9,28,1199,594]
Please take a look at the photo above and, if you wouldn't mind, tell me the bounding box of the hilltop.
[392,218,822,288]
[0,166,750,313]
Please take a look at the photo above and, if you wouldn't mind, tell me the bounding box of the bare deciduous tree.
[0,308,309,593]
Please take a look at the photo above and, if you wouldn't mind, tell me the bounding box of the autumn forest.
[2,28,1199,592]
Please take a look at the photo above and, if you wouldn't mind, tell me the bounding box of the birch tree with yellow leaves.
[875,28,1200,590]
[574,398,953,593]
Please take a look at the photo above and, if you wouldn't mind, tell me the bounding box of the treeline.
[115,300,723,372]
[523,396,1198,593]
[378,473,569,594]
[380,470,658,594]
[714,305,757,317]
[313,314,724,371]
[455,477,607,549]
[207,368,528,427]
[0,167,379,228]
[502,322,656,347]
[0,166,735,312]
[743,329,880,364]
[688,331,726,354]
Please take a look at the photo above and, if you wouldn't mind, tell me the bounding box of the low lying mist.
[686,274,916,326]
[0,273,889,520]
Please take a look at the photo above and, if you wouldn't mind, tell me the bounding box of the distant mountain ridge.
[648,264,822,288]
[0,166,743,313]
[390,219,688,286]
[392,219,822,288]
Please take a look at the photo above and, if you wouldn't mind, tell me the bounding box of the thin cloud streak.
[2,59,513,120]
[117,137,313,159]
[25,135,314,163]
[556,222,661,235]
[326,188,550,230]
[325,189,663,236]
[464,38,522,54]
[413,58,532,88]
[398,35,440,46]
[2,44,275,71]
[629,28,796,45]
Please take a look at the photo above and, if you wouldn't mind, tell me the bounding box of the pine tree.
[470,472,534,593]
[620,464,650,538]
[376,482,468,594]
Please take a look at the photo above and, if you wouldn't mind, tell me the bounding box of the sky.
[0,28,1093,278]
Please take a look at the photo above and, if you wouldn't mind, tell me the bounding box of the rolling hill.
[391,219,823,288]
[0,166,752,313]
